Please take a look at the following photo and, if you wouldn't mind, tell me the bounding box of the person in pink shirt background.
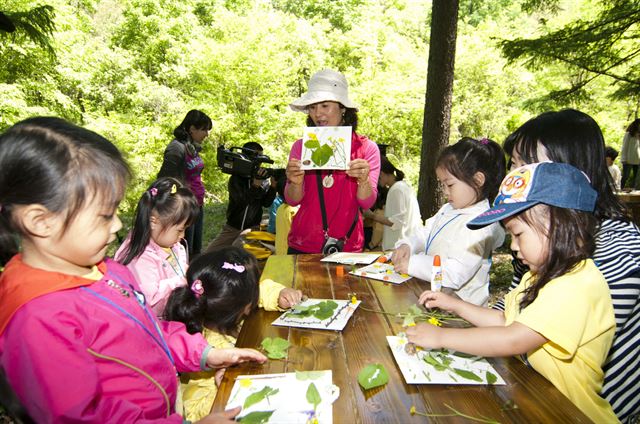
[116,177,197,316]
[285,69,381,254]
[0,117,265,423]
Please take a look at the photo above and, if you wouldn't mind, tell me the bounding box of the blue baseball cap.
[467,162,597,229]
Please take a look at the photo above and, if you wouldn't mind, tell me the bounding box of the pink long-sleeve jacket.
[0,257,209,423]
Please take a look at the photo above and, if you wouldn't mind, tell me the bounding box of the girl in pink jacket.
[116,177,198,317]
[0,117,265,423]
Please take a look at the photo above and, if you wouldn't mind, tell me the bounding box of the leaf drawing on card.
[238,410,275,424]
[306,382,322,411]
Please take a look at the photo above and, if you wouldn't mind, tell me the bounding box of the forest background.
[1,0,639,244]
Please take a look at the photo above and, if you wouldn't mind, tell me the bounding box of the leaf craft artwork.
[350,262,412,284]
[387,335,506,385]
[300,126,352,170]
[260,337,290,360]
[271,298,360,331]
[226,371,339,424]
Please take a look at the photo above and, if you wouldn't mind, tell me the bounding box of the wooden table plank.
[212,254,591,423]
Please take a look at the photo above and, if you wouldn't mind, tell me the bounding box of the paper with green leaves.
[387,335,506,385]
[272,298,360,331]
[300,126,352,170]
[226,370,339,423]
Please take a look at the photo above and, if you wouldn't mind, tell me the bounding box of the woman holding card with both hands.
[284,69,381,254]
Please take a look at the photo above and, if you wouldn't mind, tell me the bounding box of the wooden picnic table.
[617,190,640,227]
[211,254,590,423]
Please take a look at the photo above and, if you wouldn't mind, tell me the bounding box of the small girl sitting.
[392,137,506,306]
[407,162,617,423]
[116,177,198,316]
[165,246,303,421]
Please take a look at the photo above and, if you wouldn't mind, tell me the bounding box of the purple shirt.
[185,151,205,205]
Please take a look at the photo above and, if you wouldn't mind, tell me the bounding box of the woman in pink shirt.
[285,69,381,254]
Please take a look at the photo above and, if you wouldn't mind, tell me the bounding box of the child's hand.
[406,323,442,350]
[214,368,226,386]
[195,406,241,423]
[206,347,266,369]
[418,290,459,313]
[278,287,303,309]
[392,245,410,273]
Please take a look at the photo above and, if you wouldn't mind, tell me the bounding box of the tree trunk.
[417,0,459,221]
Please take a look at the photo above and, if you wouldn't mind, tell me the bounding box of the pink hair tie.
[478,138,489,145]
[222,262,245,273]
[191,279,204,298]
[149,188,158,197]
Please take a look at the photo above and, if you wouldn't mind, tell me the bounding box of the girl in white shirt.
[367,155,423,250]
[392,138,506,306]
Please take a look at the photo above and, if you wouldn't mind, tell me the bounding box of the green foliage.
[239,410,275,424]
[243,386,279,409]
[288,300,338,320]
[305,382,321,411]
[357,363,389,390]
[0,0,636,242]
[260,337,290,360]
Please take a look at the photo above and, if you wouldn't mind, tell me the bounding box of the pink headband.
[222,262,245,273]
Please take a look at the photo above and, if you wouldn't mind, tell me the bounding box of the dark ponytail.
[117,177,198,265]
[173,110,212,142]
[380,155,405,181]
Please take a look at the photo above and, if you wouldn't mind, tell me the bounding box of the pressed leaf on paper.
[239,410,275,424]
[243,386,279,409]
[306,382,322,411]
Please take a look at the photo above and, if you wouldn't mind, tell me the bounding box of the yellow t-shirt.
[275,203,299,255]
[180,328,236,422]
[504,259,617,423]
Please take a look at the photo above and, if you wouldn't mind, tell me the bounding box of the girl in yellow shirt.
[407,162,617,423]
[164,247,302,421]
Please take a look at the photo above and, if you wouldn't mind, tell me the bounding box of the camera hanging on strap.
[316,172,359,255]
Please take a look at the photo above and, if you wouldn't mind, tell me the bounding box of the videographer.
[206,141,276,251]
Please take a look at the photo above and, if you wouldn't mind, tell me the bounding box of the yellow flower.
[428,317,442,327]
[351,295,357,304]
[410,406,416,415]
[406,322,416,327]
[239,378,252,388]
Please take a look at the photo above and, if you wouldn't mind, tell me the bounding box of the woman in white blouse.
[367,155,423,250]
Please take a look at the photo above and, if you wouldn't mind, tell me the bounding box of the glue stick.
[432,255,442,292]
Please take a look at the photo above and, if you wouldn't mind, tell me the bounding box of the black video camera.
[217,145,274,179]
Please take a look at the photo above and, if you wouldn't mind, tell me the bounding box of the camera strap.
[316,172,358,242]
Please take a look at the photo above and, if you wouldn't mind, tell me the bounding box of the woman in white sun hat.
[285,69,381,254]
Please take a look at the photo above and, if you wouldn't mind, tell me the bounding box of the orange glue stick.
[432,255,442,292]
[336,265,344,277]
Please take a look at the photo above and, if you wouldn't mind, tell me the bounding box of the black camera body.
[322,237,344,255]
[217,146,274,179]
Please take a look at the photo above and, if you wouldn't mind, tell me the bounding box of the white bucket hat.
[289,69,358,113]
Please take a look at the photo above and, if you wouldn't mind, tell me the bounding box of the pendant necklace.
[322,173,334,188]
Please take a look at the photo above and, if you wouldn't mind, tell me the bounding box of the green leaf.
[306,382,322,411]
[239,410,275,423]
[304,138,320,149]
[295,370,325,381]
[357,363,389,390]
[423,353,448,371]
[311,143,334,166]
[261,337,290,360]
[486,370,498,385]
[243,386,280,409]
[453,368,483,382]
[451,351,477,359]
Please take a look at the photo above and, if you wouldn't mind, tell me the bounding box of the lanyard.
[81,273,175,367]
[166,248,185,277]
[425,214,461,254]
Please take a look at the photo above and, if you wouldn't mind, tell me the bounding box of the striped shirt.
[494,219,640,422]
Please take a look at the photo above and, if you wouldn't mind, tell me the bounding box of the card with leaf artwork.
[387,335,506,385]
[350,262,412,284]
[271,298,360,331]
[320,251,382,265]
[225,370,339,423]
[300,126,352,170]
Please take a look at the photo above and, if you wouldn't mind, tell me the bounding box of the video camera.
[217,145,274,179]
